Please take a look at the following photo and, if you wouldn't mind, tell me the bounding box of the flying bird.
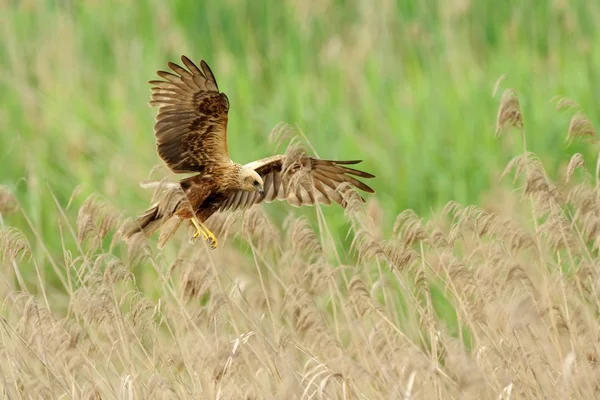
[122,55,375,249]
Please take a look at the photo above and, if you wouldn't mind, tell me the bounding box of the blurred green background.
[1,0,599,258]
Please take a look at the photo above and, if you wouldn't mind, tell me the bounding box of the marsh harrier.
[123,56,375,249]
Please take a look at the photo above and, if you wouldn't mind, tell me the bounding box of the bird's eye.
[253,180,259,186]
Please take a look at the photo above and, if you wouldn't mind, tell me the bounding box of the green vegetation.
[2,107,600,396]
[1,0,600,397]
[2,0,600,257]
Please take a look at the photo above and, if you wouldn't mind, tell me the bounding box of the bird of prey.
[123,55,375,249]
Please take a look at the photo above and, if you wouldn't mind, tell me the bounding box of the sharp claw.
[205,235,218,249]
[192,231,217,249]
[190,218,218,249]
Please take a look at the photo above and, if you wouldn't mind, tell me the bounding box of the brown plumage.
[122,55,375,249]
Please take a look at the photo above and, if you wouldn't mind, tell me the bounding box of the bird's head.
[239,167,265,195]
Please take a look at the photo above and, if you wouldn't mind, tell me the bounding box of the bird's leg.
[191,217,218,249]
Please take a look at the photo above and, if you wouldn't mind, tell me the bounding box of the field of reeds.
[2,91,600,398]
[2,0,600,399]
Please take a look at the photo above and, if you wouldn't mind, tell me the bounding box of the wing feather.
[312,179,332,205]
[300,181,315,205]
[217,154,375,212]
[263,171,275,202]
[239,191,249,208]
[150,55,231,174]
[272,169,284,200]
[200,61,220,90]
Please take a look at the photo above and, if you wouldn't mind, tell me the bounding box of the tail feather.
[121,184,187,244]
[121,203,163,240]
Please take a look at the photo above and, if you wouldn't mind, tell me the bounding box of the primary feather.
[149,56,231,173]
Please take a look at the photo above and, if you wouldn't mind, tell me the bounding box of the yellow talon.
[191,218,218,249]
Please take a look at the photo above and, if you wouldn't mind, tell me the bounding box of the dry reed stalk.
[3,94,600,398]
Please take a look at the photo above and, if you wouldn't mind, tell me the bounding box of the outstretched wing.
[218,154,375,211]
[149,55,231,173]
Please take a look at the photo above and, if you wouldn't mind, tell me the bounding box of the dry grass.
[2,93,600,399]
